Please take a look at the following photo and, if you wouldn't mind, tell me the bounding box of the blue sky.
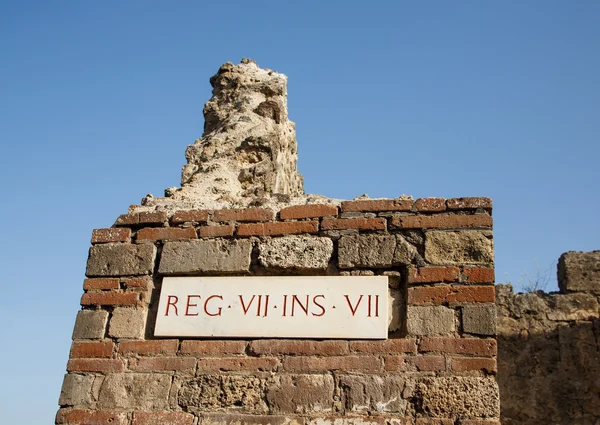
[1,1,599,422]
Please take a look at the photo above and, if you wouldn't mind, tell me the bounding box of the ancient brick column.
[57,60,499,425]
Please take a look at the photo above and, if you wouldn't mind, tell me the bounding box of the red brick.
[136,227,196,241]
[81,292,139,306]
[70,341,114,358]
[391,214,492,229]
[115,213,139,226]
[138,211,167,224]
[408,286,495,304]
[446,197,492,210]
[214,208,274,222]
[171,209,210,224]
[91,228,131,244]
[118,340,178,356]
[283,356,382,372]
[237,221,319,236]
[180,340,247,355]
[124,277,153,289]
[133,411,195,425]
[129,357,196,372]
[341,199,413,212]
[349,339,417,354]
[415,198,446,212]
[321,217,386,231]
[198,224,235,237]
[462,268,495,283]
[408,267,460,284]
[279,204,338,219]
[451,357,497,374]
[196,357,279,372]
[384,355,445,372]
[66,358,125,373]
[56,409,128,425]
[83,278,120,291]
[420,338,497,356]
[250,340,348,356]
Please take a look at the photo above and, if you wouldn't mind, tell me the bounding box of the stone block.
[178,375,268,412]
[338,374,410,413]
[86,243,156,276]
[108,307,147,339]
[425,230,493,265]
[462,304,497,336]
[393,235,424,266]
[547,292,599,321]
[266,374,334,413]
[258,236,333,270]
[415,377,500,418]
[59,373,99,407]
[98,373,171,410]
[159,240,252,274]
[406,306,456,336]
[558,251,600,293]
[72,310,109,339]
[338,235,395,268]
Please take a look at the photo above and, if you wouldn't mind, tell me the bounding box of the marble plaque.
[154,276,388,339]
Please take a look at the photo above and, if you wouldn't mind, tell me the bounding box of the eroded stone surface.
[339,374,410,414]
[178,375,268,412]
[98,373,171,410]
[59,374,100,407]
[558,251,600,293]
[338,235,395,269]
[258,237,333,270]
[86,243,156,277]
[415,377,500,418]
[108,307,147,339]
[462,304,497,336]
[159,239,252,274]
[266,374,334,413]
[406,306,456,336]
[425,230,493,265]
[72,310,109,339]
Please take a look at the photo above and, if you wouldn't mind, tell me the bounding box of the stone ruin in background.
[56,59,500,425]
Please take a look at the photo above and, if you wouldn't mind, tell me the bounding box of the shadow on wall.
[496,251,600,425]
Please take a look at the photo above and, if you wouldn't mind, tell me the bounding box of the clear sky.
[1,1,599,423]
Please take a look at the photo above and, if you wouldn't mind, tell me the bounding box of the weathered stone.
[108,307,146,339]
[86,243,156,277]
[338,235,395,268]
[98,373,171,410]
[425,230,493,265]
[393,234,424,266]
[174,59,304,207]
[266,374,334,413]
[72,310,109,339]
[462,304,497,336]
[59,374,100,407]
[178,375,268,412]
[415,377,499,417]
[159,239,252,274]
[388,289,403,333]
[200,413,304,425]
[258,237,333,270]
[547,292,599,321]
[308,418,407,425]
[406,306,456,336]
[338,374,410,413]
[558,251,600,293]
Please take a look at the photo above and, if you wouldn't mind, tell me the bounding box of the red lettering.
[165,295,178,316]
[282,294,288,317]
[256,295,262,316]
[239,295,256,315]
[204,295,223,316]
[263,295,269,317]
[375,295,379,317]
[368,295,372,317]
[312,295,326,316]
[292,295,309,316]
[185,295,201,316]
[344,295,363,316]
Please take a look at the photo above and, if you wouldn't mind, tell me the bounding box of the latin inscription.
[154,276,388,339]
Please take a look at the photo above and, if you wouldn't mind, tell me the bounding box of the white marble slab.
[154,276,388,339]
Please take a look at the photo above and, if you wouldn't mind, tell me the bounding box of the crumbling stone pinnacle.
[178,59,304,205]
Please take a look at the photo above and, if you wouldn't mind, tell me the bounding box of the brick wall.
[497,251,600,425]
[57,197,499,425]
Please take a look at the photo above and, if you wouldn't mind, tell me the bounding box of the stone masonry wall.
[497,251,600,425]
[57,197,499,425]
